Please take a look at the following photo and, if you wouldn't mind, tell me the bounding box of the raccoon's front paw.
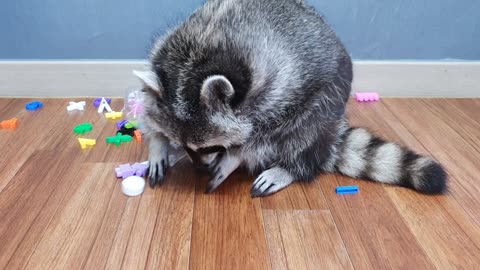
[205,154,241,193]
[147,152,169,187]
[205,166,227,194]
[251,167,295,197]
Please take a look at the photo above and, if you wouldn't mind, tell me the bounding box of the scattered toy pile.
[69,96,147,196]
[1,90,150,197]
[66,97,142,150]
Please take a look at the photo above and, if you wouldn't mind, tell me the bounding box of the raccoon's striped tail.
[334,127,447,194]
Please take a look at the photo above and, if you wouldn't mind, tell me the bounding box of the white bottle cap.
[121,176,145,196]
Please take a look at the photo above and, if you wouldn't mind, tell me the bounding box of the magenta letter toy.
[355,92,380,102]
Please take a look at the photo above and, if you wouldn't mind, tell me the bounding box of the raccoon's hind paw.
[147,156,168,187]
[205,154,241,194]
[251,167,295,197]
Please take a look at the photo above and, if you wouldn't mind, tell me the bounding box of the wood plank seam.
[420,99,480,155]
[23,188,94,267]
[117,198,142,269]
[2,152,84,268]
[260,206,285,269]
[48,174,115,268]
[4,173,75,269]
[80,181,123,270]
[185,179,198,270]
[379,101,480,252]
[144,206,161,270]
[324,209,356,267]
[435,197,480,251]
[89,200,129,270]
[1,98,479,269]
[381,102,449,170]
[14,164,115,269]
[264,209,354,269]
[381,101,480,227]
[312,175,345,262]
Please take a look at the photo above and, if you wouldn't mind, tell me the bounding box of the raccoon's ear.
[132,70,161,93]
[200,75,234,107]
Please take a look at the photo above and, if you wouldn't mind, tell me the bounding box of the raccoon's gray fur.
[135,0,447,196]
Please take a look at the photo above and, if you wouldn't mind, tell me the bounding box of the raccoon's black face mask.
[134,70,252,169]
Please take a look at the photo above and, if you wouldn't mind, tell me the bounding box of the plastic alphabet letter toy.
[115,164,135,178]
[73,123,93,134]
[67,101,86,111]
[116,119,128,129]
[78,138,96,149]
[93,97,112,107]
[128,120,139,128]
[131,162,148,177]
[106,132,132,146]
[0,118,18,130]
[335,186,359,195]
[115,162,148,178]
[97,98,113,113]
[134,130,142,142]
[118,126,136,137]
[25,101,43,111]
[355,92,380,102]
[105,111,123,120]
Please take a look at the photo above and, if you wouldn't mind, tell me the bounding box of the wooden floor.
[0,98,479,270]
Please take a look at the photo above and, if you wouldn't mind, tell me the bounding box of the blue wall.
[1,0,479,60]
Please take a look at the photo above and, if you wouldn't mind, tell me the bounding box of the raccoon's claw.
[146,134,170,187]
[204,154,241,194]
[147,158,168,187]
[251,167,295,197]
[205,169,224,194]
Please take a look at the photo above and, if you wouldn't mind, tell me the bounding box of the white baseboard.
[0,61,148,97]
[353,61,480,97]
[0,61,479,97]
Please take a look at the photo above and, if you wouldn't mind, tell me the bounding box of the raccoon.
[134,0,447,197]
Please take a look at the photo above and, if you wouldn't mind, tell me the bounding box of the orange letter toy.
[134,130,142,142]
[0,118,18,130]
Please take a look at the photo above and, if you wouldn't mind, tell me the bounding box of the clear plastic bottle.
[122,87,144,123]
[123,87,187,167]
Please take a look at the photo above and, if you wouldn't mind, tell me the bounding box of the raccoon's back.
[188,0,347,73]
[153,0,352,118]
